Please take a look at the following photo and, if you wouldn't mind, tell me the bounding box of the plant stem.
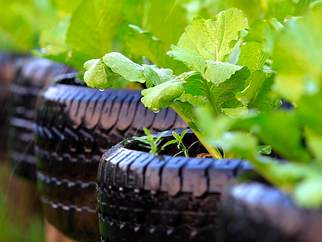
[205,81,220,118]
[171,103,223,159]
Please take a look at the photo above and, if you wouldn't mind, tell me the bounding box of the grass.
[0,157,45,242]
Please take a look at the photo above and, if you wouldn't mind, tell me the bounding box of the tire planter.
[97,130,254,242]
[0,52,20,153]
[221,182,322,242]
[33,75,187,242]
[7,57,73,181]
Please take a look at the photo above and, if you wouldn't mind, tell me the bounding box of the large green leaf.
[121,0,145,27]
[224,0,316,24]
[143,65,175,88]
[142,0,188,48]
[66,0,125,69]
[141,79,185,112]
[262,18,284,55]
[182,0,227,21]
[184,68,249,107]
[237,41,269,72]
[101,52,145,83]
[52,0,82,13]
[236,70,279,112]
[178,73,209,107]
[273,2,322,102]
[210,67,250,113]
[204,61,243,84]
[297,90,322,136]
[83,58,120,89]
[293,176,322,210]
[0,0,58,51]
[195,107,257,155]
[123,25,187,73]
[233,111,312,163]
[84,52,177,89]
[168,8,249,72]
[305,128,322,168]
[38,14,71,57]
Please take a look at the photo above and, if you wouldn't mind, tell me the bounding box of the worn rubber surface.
[0,53,19,152]
[7,58,73,181]
[97,130,253,242]
[33,77,187,242]
[221,182,322,242]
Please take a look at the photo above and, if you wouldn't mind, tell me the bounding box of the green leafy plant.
[196,2,322,209]
[133,128,198,157]
[84,7,279,158]
[0,0,59,52]
[35,0,220,74]
[83,3,322,209]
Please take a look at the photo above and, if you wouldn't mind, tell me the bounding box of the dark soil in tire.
[7,57,73,181]
[221,182,322,242]
[33,75,187,242]
[97,130,254,242]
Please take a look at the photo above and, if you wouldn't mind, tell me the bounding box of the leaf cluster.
[83,2,322,209]
[0,0,59,52]
[83,8,279,158]
[35,0,224,73]
[197,2,322,209]
[132,128,167,155]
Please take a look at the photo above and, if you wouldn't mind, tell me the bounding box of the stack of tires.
[4,57,73,228]
[97,130,254,242]
[33,74,187,242]
[7,57,73,180]
[0,52,20,154]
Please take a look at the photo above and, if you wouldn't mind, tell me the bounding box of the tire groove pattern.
[221,182,322,242]
[97,131,253,242]
[8,58,73,180]
[34,77,188,242]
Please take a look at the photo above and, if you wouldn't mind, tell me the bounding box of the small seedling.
[133,128,198,157]
[132,128,167,155]
[162,129,199,157]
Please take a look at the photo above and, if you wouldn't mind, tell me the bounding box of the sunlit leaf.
[293,176,322,210]
[66,0,125,69]
[204,61,243,84]
[124,25,186,73]
[273,3,322,102]
[141,79,185,112]
[143,64,175,88]
[83,58,119,89]
[236,70,278,112]
[168,8,249,72]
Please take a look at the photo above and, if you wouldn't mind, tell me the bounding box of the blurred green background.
[0,156,44,242]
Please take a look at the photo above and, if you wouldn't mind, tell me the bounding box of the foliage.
[133,129,197,157]
[84,2,322,209]
[84,8,278,159]
[224,0,317,24]
[0,165,45,242]
[132,128,167,155]
[2,0,321,209]
[0,0,58,52]
[197,2,322,209]
[162,129,199,157]
[36,0,208,73]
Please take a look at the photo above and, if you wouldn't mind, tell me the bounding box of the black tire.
[221,182,322,242]
[7,57,73,181]
[33,75,187,242]
[0,52,20,153]
[97,130,253,242]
